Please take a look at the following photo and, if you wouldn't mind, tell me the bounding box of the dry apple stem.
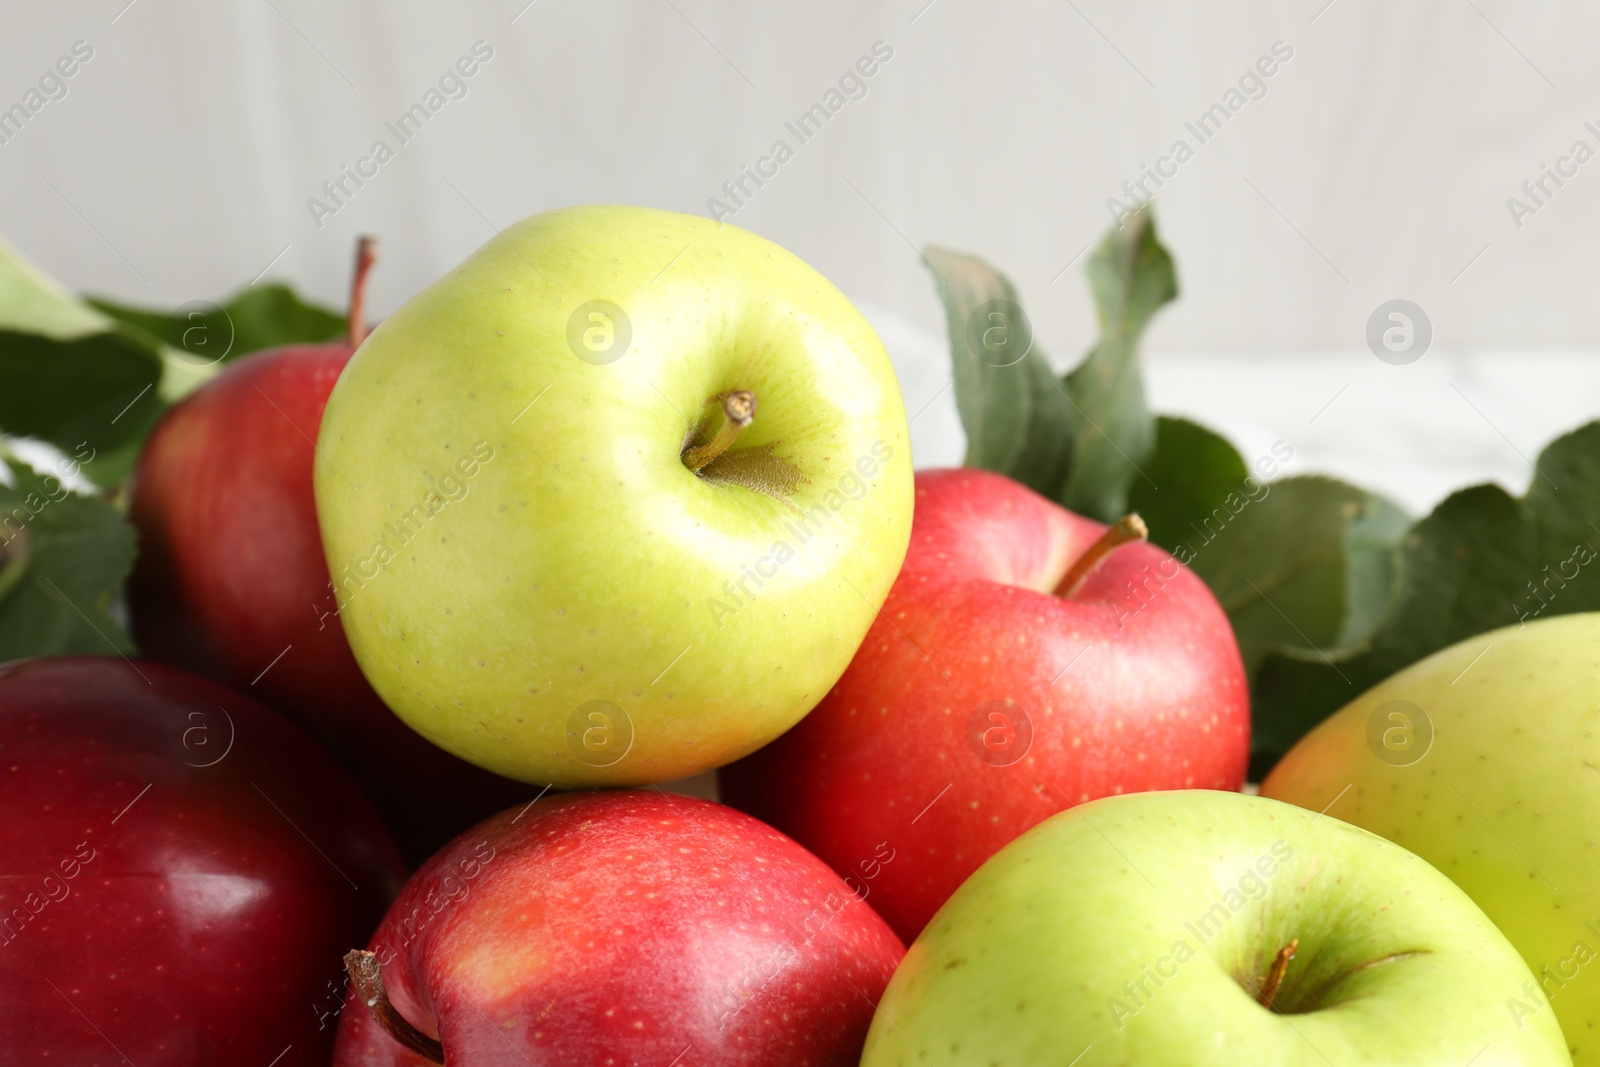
[1256,938,1299,1011]
[348,236,379,348]
[683,390,757,471]
[343,949,445,1064]
[1053,513,1149,597]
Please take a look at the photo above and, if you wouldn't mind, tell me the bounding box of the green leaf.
[1062,210,1176,520]
[1130,416,1412,686]
[0,239,341,490]
[0,322,167,489]
[0,331,164,474]
[1335,493,1411,648]
[1178,476,1407,680]
[0,458,137,658]
[89,283,344,365]
[924,212,1177,520]
[1252,422,1600,770]
[0,236,190,488]
[1128,416,1249,553]
[921,247,1076,498]
[0,235,112,339]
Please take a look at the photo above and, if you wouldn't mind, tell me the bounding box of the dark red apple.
[332,790,905,1066]
[721,467,1251,941]
[127,239,531,864]
[0,656,405,1066]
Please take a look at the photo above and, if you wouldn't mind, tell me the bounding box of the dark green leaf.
[921,247,1076,498]
[1177,475,1407,678]
[89,283,345,364]
[0,237,216,489]
[1061,210,1175,521]
[1252,421,1600,770]
[0,458,137,659]
[1129,416,1249,553]
[1335,493,1410,648]
[0,331,165,487]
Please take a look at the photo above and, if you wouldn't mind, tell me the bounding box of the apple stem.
[347,236,379,348]
[343,949,445,1064]
[1256,938,1299,1011]
[682,390,757,472]
[1052,514,1149,597]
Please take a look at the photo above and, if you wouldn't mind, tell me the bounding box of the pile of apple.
[3,205,1594,1067]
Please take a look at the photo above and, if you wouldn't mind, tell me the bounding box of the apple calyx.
[683,390,757,472]
[1052,513,1149,597]
[1255,938,1299,1011]
[348,236,379,348]
[343,949,445,1064]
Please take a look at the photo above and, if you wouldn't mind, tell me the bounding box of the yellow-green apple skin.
[1264,613,1600,1064]
[862,790,1568,1067]
[313,205,913,788]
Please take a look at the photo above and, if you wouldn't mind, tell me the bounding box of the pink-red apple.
[721,467,1250,940]
[127,239,530,864]
[333,790,905,1066]
[0,656,405,1066]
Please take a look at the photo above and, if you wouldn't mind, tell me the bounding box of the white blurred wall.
[1,0,1593,511]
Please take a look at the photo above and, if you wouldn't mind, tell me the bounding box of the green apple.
[861,790,1568,1066]
[1264,613,1600,1064]
[313,205,913,787]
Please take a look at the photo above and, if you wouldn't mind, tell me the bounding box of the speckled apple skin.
[863,791,1569,1067]
[722,468,1250,941]
[0,657,405,1067]
[1264,613,1600,1065]
[313,204,914,789]
[332,790,904,1066]
[128,344,533,866]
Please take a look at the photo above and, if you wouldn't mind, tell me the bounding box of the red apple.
[0,656,405,1066]
[127,238,531,864]
[721,467,1250,941]
[332,790,905,1066]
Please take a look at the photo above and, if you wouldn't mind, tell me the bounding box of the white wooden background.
[2,0,1595,513]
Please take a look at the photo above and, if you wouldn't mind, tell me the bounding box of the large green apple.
[313,205,913,787]
[1264,613,1600,1064]
[861,790,1568,1066]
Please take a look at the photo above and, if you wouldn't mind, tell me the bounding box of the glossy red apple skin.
[128,344,532,865]
[333,790,905,1066]
[721,468,1251,941]
[0,656,406,1067]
